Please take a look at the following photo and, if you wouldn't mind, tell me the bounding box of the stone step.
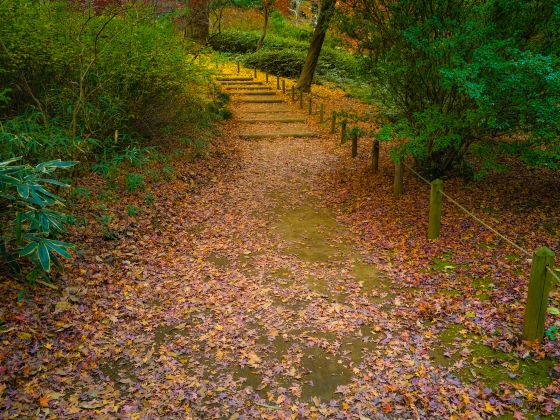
[216,77,254,81]
[239,98,285,103]
[229,91,276,96]
[241,131,318,139]
[224,86,273,90]
[219,81,264,85]
[243,109,292,114]
[240,117,305,123]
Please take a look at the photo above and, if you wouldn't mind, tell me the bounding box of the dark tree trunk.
[187,0,210,42]
[256,1,270,50]
[296,0,336,91]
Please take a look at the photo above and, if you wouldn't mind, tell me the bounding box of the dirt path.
[95,73,423,416]
[3,70,556,418]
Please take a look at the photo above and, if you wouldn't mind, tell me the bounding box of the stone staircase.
[214,74,318,139]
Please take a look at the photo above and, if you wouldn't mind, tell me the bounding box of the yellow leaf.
[247,352,261,368]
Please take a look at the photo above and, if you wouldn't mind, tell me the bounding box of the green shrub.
[242,46,361,82]
[243,49,306,77]
[125,173,144,193]
[0,1,218,157]
[0,158,75,277]
[209,30,260,53]
[339,0,560,177]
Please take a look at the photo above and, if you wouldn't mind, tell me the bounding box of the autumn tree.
[295,0,337,91]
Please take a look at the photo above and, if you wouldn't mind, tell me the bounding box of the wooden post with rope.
[276,75,280,90]
[522,247,555,342]
[394,160,404,196]
[282,80,286,94]
[428,179,443,239]
[237,61,240,74]
[299,90,304,109]
[340,119,347,144]
[254,68,257,78]
[330,111,336,134]
[351,130,358,158]
[266,72,269,83]
[371,139,380,172]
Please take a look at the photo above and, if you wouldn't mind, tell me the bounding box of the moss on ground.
[430,324,553,389]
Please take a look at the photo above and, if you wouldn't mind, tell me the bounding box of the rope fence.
[399,162,558,343]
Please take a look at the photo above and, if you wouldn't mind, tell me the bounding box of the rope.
[547,266,560,286]
[403,162,532,258]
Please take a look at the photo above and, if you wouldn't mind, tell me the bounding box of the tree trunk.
[187,0,210,42]
[256,2,270,51]
[296,0,336,91]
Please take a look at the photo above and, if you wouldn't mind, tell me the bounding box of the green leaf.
[16,183,30,199]
[19,242,38,257]
[37,242,51,272]
[45,240,72,259]
[547,307,560,315]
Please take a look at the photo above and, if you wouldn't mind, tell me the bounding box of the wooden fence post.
[394,160,404,196]
[237,61,240,74]
[276,75,280,89]
[340,119,347,144]
[351,130,358,158]
[299,90,304,109]
[319,104,325,123]
[308,95,313,115]
[330,111,336,134]
[428,179,443,239]
[522,247,555,342]
[282,80,286,94]
[292,86,295,101]
[254,68,257,78]
[371,139,380,172]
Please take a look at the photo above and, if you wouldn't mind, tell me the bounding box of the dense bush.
[338,0,560,177]
[0,1,225,278]
[0,1,217,162]
[212,29,361,83]
[243,49,306,77]
[243,44,360,82]
[209,30,261,53]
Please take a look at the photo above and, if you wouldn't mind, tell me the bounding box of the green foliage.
[211,22,361,87]
[0,158,75,276]
[209,30,260,53]
[0,2,227,280]
[339,0,560,177]
[126,205,141,217]
[239,38,360,82]
[125,173,144,193]
[243,48,306,77]
[0,1,221,161]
